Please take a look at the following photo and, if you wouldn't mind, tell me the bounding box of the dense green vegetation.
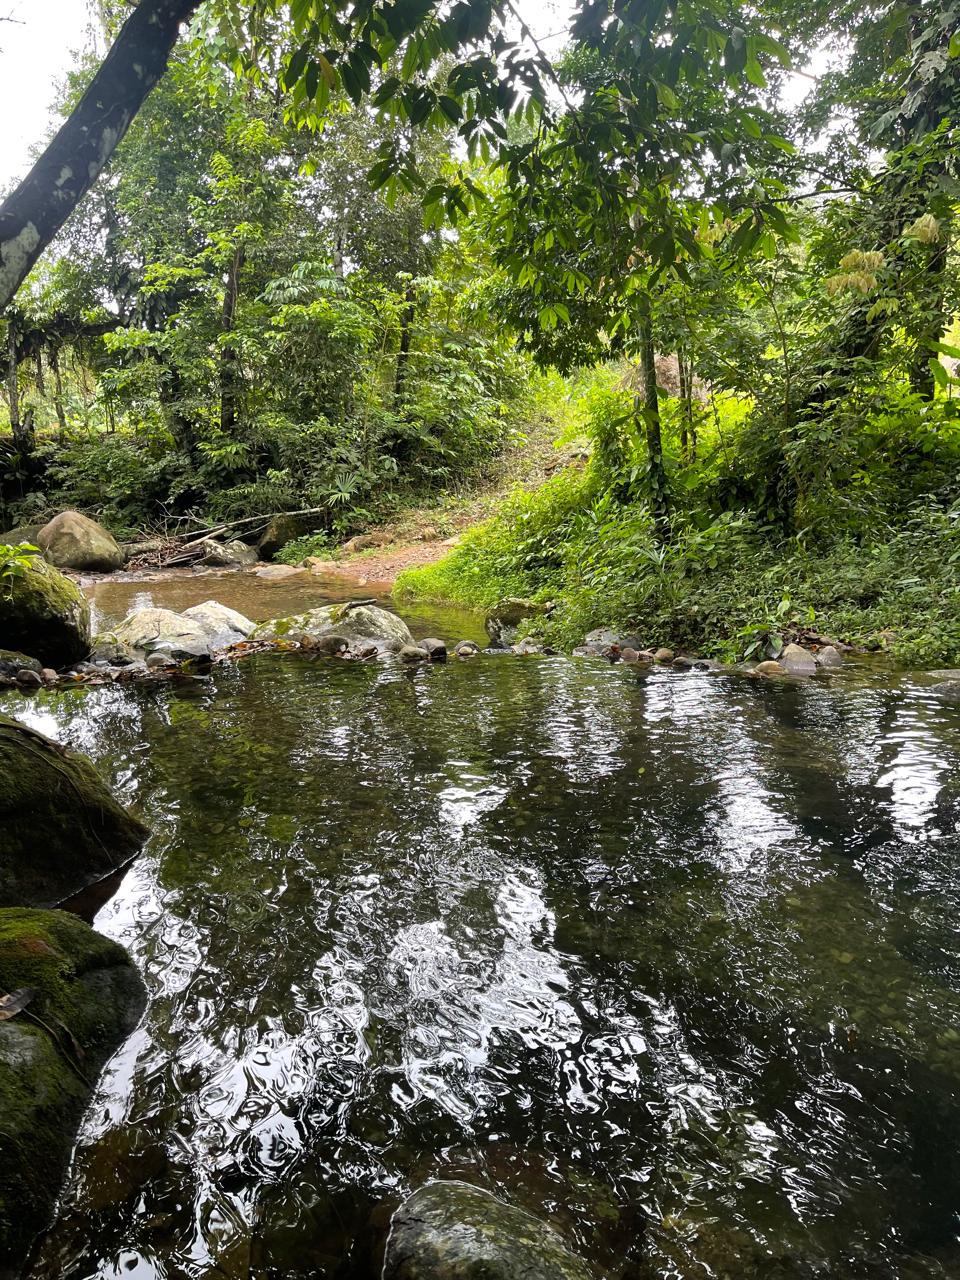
[3,0,960,660]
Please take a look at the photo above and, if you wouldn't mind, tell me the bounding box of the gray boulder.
[201,538,258,567]
[37,511,124,573]
[181,600,256,647]
[0,555,90,668]
[0,713,149,909]
[485,598,552,648]
[384,1181,594,1280]
[104,601,255,661]
[252,602,413,653]
[780,643,817,676]
[815,645,844,668]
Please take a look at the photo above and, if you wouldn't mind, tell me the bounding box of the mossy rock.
[0,555,90,667]
[257,513,323,561]
[0,908,146,1273]
[384,1181,595,1280]
[0,650,41,679]
[0,714,149,909]
[0,522,45,547]
[252,603,413,652]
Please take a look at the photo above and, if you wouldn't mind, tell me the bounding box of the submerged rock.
[485,599,551,648]
[399,644,431,663]
[384,1181,595,1280]
[252,603,414,653]
[0,555,90,668]
[928,681,960,705]
[754,660,787,677]
[0,714,149,909]
[37,511,124,573]
[0,908,146,1271]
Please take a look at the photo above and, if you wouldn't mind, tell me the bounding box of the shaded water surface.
[9,652,960,1279]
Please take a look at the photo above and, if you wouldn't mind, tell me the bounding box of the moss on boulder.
[251,602,413,652]
[0,908,146,1272]
[0,715,149,909]
[0,555,90,667]
[384,1182,595,1280]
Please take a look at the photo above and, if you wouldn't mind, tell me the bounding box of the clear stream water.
[6,573,960,1279]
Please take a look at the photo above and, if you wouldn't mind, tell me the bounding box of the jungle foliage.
[2,0,960,658]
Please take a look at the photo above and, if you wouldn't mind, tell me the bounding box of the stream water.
[6,574,960,1279]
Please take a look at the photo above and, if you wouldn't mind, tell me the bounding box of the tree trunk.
[6,315,28,452]
[638,307,667,529]
[50,345,67,440]
[394,282,417,405]
[0,0,200,312]
[909,218,950,399]
[220,243,245,435]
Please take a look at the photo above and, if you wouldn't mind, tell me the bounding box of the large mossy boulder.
[0,715,149,909]
[251,602,414,652]
[384,1182,595,1280]
[0,555,90,668]
[257,513,319,561]
[37,511,125,573]
[485,599,552,648]
[0,908,146,1273]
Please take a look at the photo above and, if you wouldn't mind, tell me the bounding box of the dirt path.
[307,537,458,587]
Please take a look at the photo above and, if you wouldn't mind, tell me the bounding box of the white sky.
[0,0,815,190]
[0,0,96,188]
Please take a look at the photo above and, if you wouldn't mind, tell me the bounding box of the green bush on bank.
[398,381,960,666]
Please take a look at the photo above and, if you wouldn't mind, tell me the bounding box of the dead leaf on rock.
[0,987,35,1021]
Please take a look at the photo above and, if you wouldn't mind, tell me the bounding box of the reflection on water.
[84,568,488,647]
[8,654,960,1278]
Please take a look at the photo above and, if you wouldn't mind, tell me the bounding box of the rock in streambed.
[0,908,146,1272]
[384,1181,595,1280]
[0,713,149,910]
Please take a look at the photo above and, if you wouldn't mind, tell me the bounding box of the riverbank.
[393,466,960,668]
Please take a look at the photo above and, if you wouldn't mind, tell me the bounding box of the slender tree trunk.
[6,315,28,452]
[909,217,950,399]
[0,0,201,311]
[220,243,245,435]
[394,282,417,404]
[677,348,690,461]
[50,345,67,440]
[33,350,45,399]
[638,307,667,530]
